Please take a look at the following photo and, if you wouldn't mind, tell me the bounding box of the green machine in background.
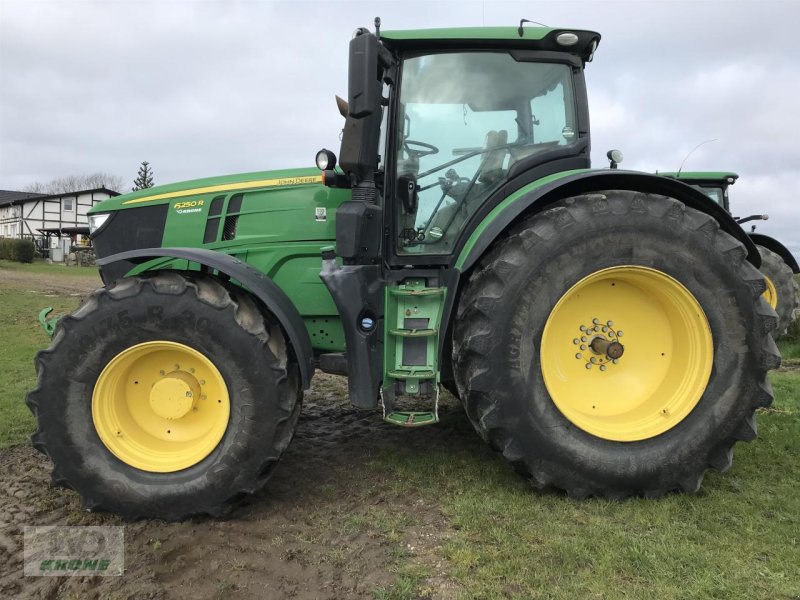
[27,21,780,520]
[661,171,799,337]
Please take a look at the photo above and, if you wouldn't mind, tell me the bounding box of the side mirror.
[348,31,380,118]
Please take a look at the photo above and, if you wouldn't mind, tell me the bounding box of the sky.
[1,0,798,255]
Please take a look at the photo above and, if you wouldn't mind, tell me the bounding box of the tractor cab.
[319,25,601,418]
[660,171,738,213]
[321,25,600,264]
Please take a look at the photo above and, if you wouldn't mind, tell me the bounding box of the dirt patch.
[0,267,101,296]
[0,374,470,599]
[778,358,800,373]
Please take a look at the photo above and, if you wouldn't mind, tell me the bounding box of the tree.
[132,161,155,191]
[24,173,124,194]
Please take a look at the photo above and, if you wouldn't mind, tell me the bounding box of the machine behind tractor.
[661,171,799,337]
[26,22,780,520]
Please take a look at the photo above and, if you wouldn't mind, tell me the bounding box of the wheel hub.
[149,372,199,420]
[572,319,624,371]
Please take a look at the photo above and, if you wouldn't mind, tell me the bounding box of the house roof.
[0,190,46,207]
[0,187,120,208]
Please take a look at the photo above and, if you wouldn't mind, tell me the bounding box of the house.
[0,188,119,258]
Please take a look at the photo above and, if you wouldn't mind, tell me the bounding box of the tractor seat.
[478,130,508,185]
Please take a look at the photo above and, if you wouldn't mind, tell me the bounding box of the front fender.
[748,233,799,273]
[455,170,759,272]
[96,247,314,389]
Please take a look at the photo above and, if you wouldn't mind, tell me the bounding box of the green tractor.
[27,22,781,520]
[661,171,799,337]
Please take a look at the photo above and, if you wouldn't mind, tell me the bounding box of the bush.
[0,239,35,263]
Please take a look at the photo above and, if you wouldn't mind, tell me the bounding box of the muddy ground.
[0,375,478,599]
[0,268,475,599]
[0,267,102,297]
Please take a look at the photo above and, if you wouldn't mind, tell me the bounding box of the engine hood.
[89,167,325,215]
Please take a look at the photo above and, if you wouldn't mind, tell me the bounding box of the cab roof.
[380,27,600,62]
[660,171,739,184]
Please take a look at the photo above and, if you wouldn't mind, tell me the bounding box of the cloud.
[1,0,798,255]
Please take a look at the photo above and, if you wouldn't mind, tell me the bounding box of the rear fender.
[96,247,314,389]
[455,170,760,272]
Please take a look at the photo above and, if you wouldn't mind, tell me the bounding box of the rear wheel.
[453,191,780,498]
[756,244,799,338]
[26,272,301,520]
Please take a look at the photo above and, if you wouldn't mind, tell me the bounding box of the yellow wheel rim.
[762,275,778,310]
[92,341,230,472]
[540,266,713,442]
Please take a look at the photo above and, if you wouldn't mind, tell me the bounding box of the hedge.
[0,238,35,263]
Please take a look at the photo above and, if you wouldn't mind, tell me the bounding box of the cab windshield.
[693,185,724,206]
[394,51,578,254]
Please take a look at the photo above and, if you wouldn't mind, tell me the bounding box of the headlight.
[556,32,579,46]
[89,213,110,235]
[315,148,337,171]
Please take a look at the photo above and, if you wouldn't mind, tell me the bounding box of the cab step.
[383,410,439,427]
[381,386,440,427]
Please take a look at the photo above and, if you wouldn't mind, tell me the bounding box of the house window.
[64,198,74,212]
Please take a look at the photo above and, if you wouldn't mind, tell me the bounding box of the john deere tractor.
[27,22,781,520]
[661,171,799,337]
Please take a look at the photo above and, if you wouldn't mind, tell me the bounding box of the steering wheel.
[404,139,439,158]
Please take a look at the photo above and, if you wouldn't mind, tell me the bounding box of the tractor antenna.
[374,16,381,39]
[518,18,548,37]
[676,139,718,177]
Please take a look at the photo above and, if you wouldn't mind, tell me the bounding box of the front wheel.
[26,272,301,520]
[757,244,799,338]
[453,191,780,498]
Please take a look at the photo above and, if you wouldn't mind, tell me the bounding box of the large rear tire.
[453,192,780,498]
[26,272,301,520]
[756,244,799,339]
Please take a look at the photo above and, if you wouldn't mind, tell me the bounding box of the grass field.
[0,262,100,447]
[1,262,798,599]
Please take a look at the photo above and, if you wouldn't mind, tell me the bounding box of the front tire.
[453,192,780,498]
[26,272,301,520]
[757,244,799,338]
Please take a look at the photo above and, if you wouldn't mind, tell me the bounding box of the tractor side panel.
[158,177,351,354]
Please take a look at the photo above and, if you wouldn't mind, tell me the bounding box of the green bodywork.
[658,171,738,182]
[90,167,352,351]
